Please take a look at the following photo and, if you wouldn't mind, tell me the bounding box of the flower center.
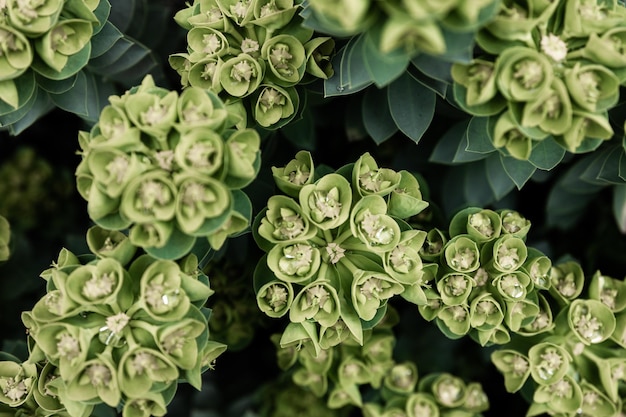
[513,60,544,89]
[259,88,285,111]
[86,364,112,387]
[82,271,117,300]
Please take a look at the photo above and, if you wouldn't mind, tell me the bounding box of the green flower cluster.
[418,207,554,345]
[0,146,73,231]
[205,258,265,350]
[253,151,430,354]
[273,308,490,416]
[0,0,100,109]
[491,268,626,417]
[0,226,226,417]
[75,75,261,259]
[170,0,334,130]
[0,215,9,262]
[304,0,500,55]
[452,0,626,159]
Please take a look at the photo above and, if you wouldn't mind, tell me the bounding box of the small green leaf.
[89,22,123,59]
[528,137,566,170]
[612,184,626,233]
[430,120,469,165]
[500,154,536,189]
[89,39,150,76]
[580,147,618,185]
[387,72,435,144]
[347,34,373,90]
[49,71,89,116]
[87,37,134,69]
[485,153,515,199]
[281,106,315,150]
[108,0,136,33]
[324,37,372,97]
[464,161,497,206]
[144,226,197,261]
[465,116,496,154]
[35,73,78,94]
[411,54,453,84]
[596,146,624,184]
[362,86,397,145]
[0,71,35,115]
[4,91,54,135]
[437,27,475,63]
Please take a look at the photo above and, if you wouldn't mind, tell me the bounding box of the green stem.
[338,256,361,276]
[333,228,355,246]
[323,229,334,243]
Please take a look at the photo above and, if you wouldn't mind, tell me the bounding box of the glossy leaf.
[387,72,435,144]
[528,137,566,170]
[500,154,537,189]
[362,86,397,145]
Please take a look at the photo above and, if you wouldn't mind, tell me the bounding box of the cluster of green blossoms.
[75,75,261,259]
[273,307,490,416]
[0,226,226,417]
[418,207,554,345]
[0,0,101,110]
[0,215,9,262]
[170,0,335,130]
[304,0,500,55]
[253,151,430,353]
[491,268,626,417]
[0,146,73,230]
[452,0,626,159]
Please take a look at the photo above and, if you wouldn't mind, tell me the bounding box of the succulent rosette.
[76,75,261,259]
[5,230,225,416]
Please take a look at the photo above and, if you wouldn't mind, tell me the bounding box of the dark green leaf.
[407,66,448,98]
[0,87,42,125]
[122,0,147,40]
[144,226,197,261]
[596,146,625,184]
[35,73,77,94]
[410,54,453,84]
[528,137,566,170]
[49,71,89,116]
[4,91,54,135]
[102,49,158,85]
[281,107,315,150]
[324,37,372,97]
[89,22,123,59]
[87,37,133,69]
[437,27,475,63]
[362,26,410,87]
[387,72,435,144]
[93,0,112,30]
[546,184,599,229]
[612,184,626,233]
[89,38,150,76]
[465,116,496,154]
[485,153,515,199]
[430,120,469,165]
[361,86,397,145]
[107,0,136,33]
[346,34,374,90]
[499,154,536,189]
[580,147,617,185]
[464,161,497,206]
[560,155,610,194]
[452,83,507,116]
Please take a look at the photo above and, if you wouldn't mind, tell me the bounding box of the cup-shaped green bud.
[350,195,401,253]
[31,285,79,323]
[337,355,371,386]
[568,299,616,345]
[504,297,539,332]
[122,392,168,417]
[86,226,136,265]
[562,0,624,38]
[139,260,193,322]
[470,292,504,330]
[169,52,192,87]
[7,0,64,35]
[589,271,626,313]
[491,271,531,301]
[65,259,130,309]
[304,36,334,80]
[252,83,297,128]
[272,150,314,198]
[0,215,9,262]
[261,34,306,86]
[379,10,445,55]
[118,347,179,398]
[420,228,447,261]
[382,361,418,396]
[549,261,584,304]
[32,323,90,379]
[491,349,531,393]
[220,53,264,97]
[176,87,228,133]
[64,355,120,407]
[493,111,534,160]
[496,47,553,102]
[388,170,429,219]
[564,63,619,113]
[583,28,626,72]
[250,0,299,29]
[87,149,147,199]
[533,375,583,415]
[521,247,551,290]
[0,360,37,407]
[450,207,502,242]
[405,392,439,417]
[353,153,401,197]
[175,175,231,234]
[0,26,32,82]
[443,235,480,273]
[174,129,223,177]
[319,319,351,349]
[120,171,177,224]
[188,57,223,91]
[34,361,65,412]
[216,0,255,25]
[557,110,613,153]
[257,280,293,318]
[592,352,626,403]
[452,59,503,110]
[578,380,618,417]
[418,288,443,321]
[384,230,426,285]
[437,273,474,306]
[362,332,395,363]
[528,342,570,385]
[35,19,93,73]
[156,316,206,369]
[125,89,178,139]
[299,173,351,230]
[464,382,490,413]
[223,129,261,185]
[520,77,572,136]
[292,368,327,397]
[90,106,144,151]
[351,270,403,321]
[498,209,530,237]
[307,0,372,36]
[129,222,174,249]
[267,242,321,284]
[518,293,554,336]
[427,373,467,408]
[187,27,229,61]
[184,0,229,29]
[258,195,317,244]
[437,305,471,337]
[489,234,528,273]
[297,345,333,375]
[291,280,340,328]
